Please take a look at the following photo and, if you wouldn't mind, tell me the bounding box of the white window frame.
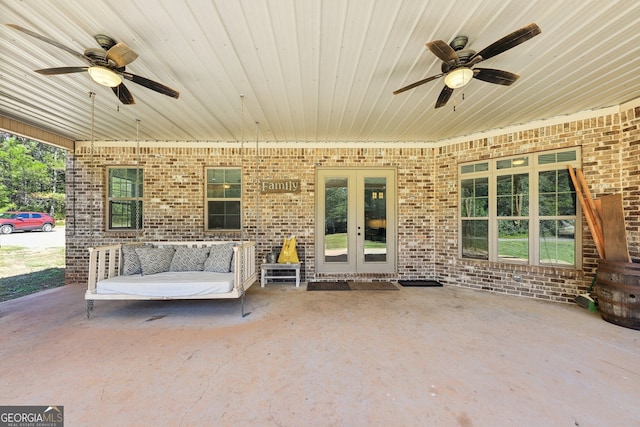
[205,167,242,231]
[459,148,582,268]
[106,166,143,231]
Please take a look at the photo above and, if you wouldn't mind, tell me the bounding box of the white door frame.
[315,167,396,274]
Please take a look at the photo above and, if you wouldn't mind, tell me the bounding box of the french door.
[316,168,396,274]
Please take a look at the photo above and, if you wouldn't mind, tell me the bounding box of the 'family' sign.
[260,179,301,194]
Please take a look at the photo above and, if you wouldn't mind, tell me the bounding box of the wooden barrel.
[594,259,640,330]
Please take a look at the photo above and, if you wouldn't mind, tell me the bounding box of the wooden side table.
[261,263,301,287]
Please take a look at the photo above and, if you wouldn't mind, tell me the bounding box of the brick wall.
[66,102,640,303]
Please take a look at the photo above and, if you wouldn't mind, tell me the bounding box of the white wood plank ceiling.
[2,0,640,144]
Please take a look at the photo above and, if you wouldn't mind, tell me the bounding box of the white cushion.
[96,271,234,296]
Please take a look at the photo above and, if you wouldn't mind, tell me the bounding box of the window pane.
[109,168,142,197]
[325,177,348,263]
[497,196,512,216]
[207,169,242,199]
[109,200,142,229]
[496,158,529,170]
[476,178,488,197]
[207,184,225,198]
[498,220,529,261]
[207,169,225,184]
[557,151,577,162]
[539,170,556,193]
[461,178,489,218]
[461,165,475,174]
[461,179,474,198]
[558,169,571,190]
[539,150,577,165]
[207,201,241,230]
[539,194,556,216]
[461,197,472,217]
[225,169,241,183]
[540,219,575,265]
[497,175,513,195]
[539,170,576,216]
[364,177,387,262]
[461,163,489,173]
[462,220,488,260]
[226,184,242,198]
[498,173,529,217]
[475,197,489,216]
[557,192,577,215]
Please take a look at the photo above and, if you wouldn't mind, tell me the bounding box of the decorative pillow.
[170,246,210,272]
[135,247,175,276]
[204,242,235,273]
[122,244,143,276]
[230,248,236,272]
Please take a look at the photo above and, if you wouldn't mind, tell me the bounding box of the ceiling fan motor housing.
[450,35,468,51]
[84,48,109,66]
[441,49,476,73]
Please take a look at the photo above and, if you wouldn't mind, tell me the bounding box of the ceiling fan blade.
[112,83,135,105]
[35,66,89,75]
[393,73,444,95]
[470,23,541,62]
[435,86,454,109]
[120,72,180,99]
[7,24,89,63]
[473,68,520,86]
[106,42,139,68]
[426,40,458,66]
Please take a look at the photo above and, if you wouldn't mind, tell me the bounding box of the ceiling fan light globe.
[88,66,121,87]
[444,68,473,89]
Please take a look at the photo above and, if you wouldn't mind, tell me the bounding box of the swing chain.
[135,119,142,239]
[89,91,96,247]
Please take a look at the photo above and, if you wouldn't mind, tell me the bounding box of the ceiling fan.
[7,24,180,105]
[393,23,541,109]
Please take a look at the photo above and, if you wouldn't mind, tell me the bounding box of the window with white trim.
[205,168,242,230]
[459,148,580,267]
[107,167,143,231]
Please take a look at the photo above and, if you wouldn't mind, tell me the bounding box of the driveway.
[0,226,65,248]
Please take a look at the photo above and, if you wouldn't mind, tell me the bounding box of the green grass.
[324,233,387,249]
[0,246,65,302]
[464,236,575,264]
[498,238,575,264]
[0,268,65,302]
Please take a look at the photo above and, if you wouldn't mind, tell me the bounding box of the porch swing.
[84,93,257,318]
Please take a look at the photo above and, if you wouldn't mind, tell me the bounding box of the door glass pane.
[324,177,348,263]
[364,177,387,262]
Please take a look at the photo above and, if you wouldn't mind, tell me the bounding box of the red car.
[0,211,56,234]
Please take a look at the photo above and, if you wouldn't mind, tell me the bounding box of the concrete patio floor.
[1,282,639,426]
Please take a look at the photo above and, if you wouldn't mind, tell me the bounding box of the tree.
[0,133,67,218]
